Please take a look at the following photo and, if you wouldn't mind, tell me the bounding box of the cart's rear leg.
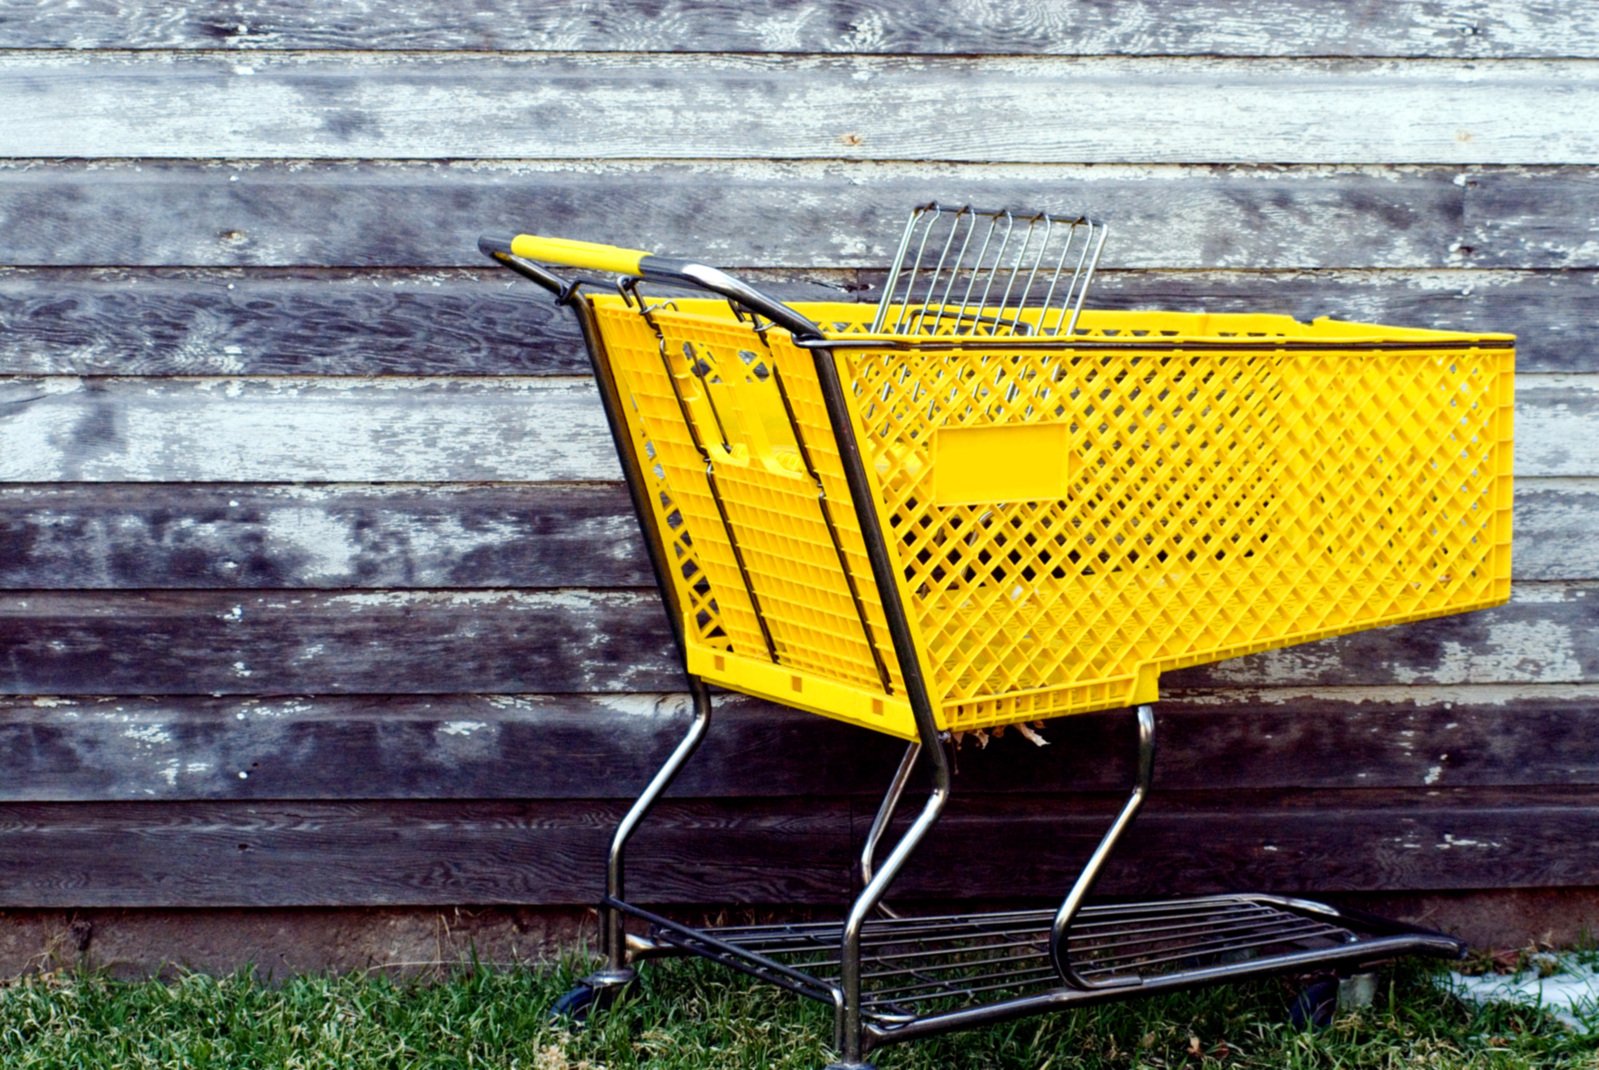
[557,678,714,1020]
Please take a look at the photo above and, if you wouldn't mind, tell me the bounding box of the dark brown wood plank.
[6,0,1592,57]
[0,798,853,908]
[0,483,653,589]
[10,54,1592,165]
[0,161,1480,270]
[1,690,1595,803]
[884,788,1599,899]
[2,267,1590,376]
[0,583,1591,696]
[0,374,1584,483]
[0,789,1592,908]
[2,478,1584,590]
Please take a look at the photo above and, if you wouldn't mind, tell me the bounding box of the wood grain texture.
[0,373,1584,483]
[886,788,1599,899]
[0,377,616,483]
[0,789,1593,908]
[0,483,651,589]
[5,54,1596,164]
[0,583,1591,696]
[0,268,848,375]
[0,161,1482,270]
[0,589,681,695]
[8,161,1595,271]
[0,798,853,908]
[0,478,1589,590]
[1,268,1590,376]
[8,0,1594,57]
[1,689,1595,803]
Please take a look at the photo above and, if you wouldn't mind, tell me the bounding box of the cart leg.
[1050,704,1157,987]
[857,741,922,916]
[589,677,714,991]
[829,736,953,1068]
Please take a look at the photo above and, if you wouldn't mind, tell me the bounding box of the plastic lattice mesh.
[587,296,1513,739]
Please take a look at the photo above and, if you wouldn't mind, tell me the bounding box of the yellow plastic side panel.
[583,295,1513,738]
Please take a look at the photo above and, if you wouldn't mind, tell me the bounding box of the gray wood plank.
[0,589,681,695]
[0,373,1579,484]
[7,0,1593,57]
[5,54,1595,164]
[0,268,849,375]
[0,789,1591,907]
[0,377,619,483]
[0,161,1484,270]
[1463,168,1599,268]
[0,483,651,589]
[0,583,1590,695]
[0,478,1588,590]
[1,689,1594,803]
[8,161,1595,271]
[2,268,1589,375]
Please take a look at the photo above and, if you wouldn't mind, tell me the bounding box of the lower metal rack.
[620,893,1464,1049]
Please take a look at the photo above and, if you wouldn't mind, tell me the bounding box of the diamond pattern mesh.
[589,297,1513,739]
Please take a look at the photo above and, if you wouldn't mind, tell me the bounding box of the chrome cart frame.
[481,237,1467,1070]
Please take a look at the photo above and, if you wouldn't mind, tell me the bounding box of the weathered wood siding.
[1,2,1596,919]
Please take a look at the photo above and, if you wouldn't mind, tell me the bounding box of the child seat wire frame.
[873,201,1108,338]
[479,229,1482,1069]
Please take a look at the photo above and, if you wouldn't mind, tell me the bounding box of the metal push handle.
[478,233,824,339]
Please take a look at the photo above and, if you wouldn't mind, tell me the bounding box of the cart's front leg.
[1050,703,1156,987]
[828,733,952,1069]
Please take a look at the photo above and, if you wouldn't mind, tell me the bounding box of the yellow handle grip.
[509,234,651,276]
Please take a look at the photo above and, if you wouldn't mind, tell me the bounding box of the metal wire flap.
[871,202,1108,338]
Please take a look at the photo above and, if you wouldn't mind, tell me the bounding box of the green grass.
[0,956,1594,1069]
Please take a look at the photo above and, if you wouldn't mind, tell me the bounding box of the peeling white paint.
[233,661,252,677]
[1423,764,1444,785]
[440,721,487,736]
[123,725,173,746]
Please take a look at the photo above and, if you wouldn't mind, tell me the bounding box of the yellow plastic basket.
[589,296,1514,740]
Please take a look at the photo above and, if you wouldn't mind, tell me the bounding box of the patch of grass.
[0,956,1594,1069]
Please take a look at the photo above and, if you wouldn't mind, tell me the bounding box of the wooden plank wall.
[1,2,1597,930]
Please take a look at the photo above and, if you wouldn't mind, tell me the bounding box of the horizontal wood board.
[5,55,1599,164]
[0,583,1591,696]
[1,268,1593,375]
[2,479,1589,590]
[0,789,1593,908]
[2,162,1598,271]
[7,0,1597,56]
[0,373,1580,483]
[0,689,1594,803]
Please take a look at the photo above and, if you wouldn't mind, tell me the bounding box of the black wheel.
[549,979,633,1025]
[1289,978,1340,1030]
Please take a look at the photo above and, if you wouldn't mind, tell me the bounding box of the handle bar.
[479,233,823,339]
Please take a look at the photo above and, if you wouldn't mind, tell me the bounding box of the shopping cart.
[480,204,1514,1069]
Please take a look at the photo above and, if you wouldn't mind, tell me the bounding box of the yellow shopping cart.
[482,204,1513,1069]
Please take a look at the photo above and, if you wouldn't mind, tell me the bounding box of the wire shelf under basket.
[622,893,1456,1030]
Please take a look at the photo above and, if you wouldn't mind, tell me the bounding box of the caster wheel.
[1289,978,1340,1030]
[549,979,633,1025]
